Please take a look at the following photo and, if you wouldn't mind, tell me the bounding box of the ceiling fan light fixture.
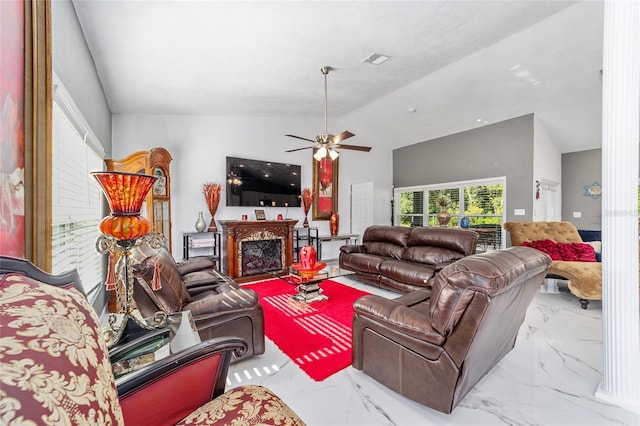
[363,52,391,65]
[313,146,328,161]
[328,148,339,161]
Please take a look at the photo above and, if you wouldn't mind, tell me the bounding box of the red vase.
[299,245,317,270]
[329,212,339,237]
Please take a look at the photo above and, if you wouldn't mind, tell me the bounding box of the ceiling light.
[328,149,339,161]
[363,53,391,65]
[313,146,328,161]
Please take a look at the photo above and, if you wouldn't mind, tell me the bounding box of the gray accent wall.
[562,149,602,230]
[51,0,111,154]
[393,114,534,223]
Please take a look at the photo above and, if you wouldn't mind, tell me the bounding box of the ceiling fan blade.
[333,144,372,152]
[285,134,316,143]
[285,146,314,153]
[331,130,355,144]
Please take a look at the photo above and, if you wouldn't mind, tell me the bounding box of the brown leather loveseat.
[352,246,551,414]
[339,225,478,293]
[131,246,265,359]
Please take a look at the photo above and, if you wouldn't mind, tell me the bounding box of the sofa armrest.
[353,293,445,345]
[117,337,247,425]
[340,244,367,254]
[186,287,260,317]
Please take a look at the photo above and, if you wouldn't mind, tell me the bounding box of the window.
[51,78,105,299]
[395,177,506,249]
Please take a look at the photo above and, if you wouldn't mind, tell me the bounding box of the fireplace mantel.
[219,219,298,283]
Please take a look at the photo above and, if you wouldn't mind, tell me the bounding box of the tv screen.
[226,156,302,207]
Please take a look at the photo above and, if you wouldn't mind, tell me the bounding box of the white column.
[596,0,640,414]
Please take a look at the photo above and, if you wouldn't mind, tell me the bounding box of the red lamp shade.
[91,171,157,216]
[92,171,157,241]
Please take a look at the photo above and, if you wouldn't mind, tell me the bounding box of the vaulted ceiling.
[72,0,603,153]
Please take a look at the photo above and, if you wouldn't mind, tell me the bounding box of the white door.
[351,182,374,243]
[540,179,560,221]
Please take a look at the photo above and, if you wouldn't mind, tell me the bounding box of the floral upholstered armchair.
[0,257,305,425]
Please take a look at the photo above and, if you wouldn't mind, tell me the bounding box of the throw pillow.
[522,239,562,260]
[522,240,596,262]
[585,241,602,261]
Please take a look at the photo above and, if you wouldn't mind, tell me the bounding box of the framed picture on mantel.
[312,150,338,220]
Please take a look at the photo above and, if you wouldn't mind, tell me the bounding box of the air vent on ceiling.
[363,53,391,65]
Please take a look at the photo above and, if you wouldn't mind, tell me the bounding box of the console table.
[310,234,359,261]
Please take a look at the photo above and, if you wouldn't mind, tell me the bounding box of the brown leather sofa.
[339,225,479,293]
[352,246,551,414]
[131,246,265,359]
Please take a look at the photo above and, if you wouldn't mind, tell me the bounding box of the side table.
[110,311,200,379]
[310,234,359,260]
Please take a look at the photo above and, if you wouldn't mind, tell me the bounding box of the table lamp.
[92,171,167,347]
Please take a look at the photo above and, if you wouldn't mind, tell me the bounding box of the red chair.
[0,259,305,425]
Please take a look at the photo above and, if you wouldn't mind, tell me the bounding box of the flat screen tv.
[226,156,302,207]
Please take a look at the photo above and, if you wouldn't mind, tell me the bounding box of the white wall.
[51,0,111,153]
[112,114,393,258]
[533,116,562,221]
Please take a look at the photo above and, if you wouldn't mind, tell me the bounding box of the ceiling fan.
[285,66,372,161]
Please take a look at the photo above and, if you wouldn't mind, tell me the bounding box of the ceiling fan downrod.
[322,66,331,138]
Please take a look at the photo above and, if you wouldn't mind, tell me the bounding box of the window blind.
[51,82,104,299]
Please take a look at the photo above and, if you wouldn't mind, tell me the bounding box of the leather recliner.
[131,246,265,360]
[352,246,551,414]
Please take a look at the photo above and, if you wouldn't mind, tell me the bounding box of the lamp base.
[103,310,167,349]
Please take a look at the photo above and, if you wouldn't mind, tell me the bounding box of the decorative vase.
[301,188,313,228]
[203,182,222,232]
[299,245,317,270]
[329,212,339,236]
[437,209,451,226]
[460,216,471,228]
[195,211,206,232]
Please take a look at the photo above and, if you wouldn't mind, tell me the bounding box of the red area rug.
[244,278,370,381]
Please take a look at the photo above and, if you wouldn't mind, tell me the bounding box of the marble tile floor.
[228,276,640,426]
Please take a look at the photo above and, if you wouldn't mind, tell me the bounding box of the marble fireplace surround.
[219,219,297,283]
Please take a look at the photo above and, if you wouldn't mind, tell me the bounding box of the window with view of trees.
[395,178,506,249]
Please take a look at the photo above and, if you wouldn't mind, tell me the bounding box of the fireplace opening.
[241,238,283,276]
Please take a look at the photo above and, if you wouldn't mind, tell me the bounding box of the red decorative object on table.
[299,245,317,270]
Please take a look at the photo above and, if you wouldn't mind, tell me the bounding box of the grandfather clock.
[105,147,173,250]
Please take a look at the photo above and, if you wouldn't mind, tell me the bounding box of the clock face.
[153,167,167,196]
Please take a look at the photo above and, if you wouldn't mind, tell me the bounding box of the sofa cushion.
[402,246,468,266]
[133,248,192,314]
[177,256,216,275]
[362,226,410,259]
[0,273,124,425]
[176,385,305,426]
[378,259,436,287]
[405,227,478,257]
[340,252,388,273]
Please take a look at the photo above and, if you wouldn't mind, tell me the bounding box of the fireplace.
[219,219,298,283]
[241,238,283,275]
